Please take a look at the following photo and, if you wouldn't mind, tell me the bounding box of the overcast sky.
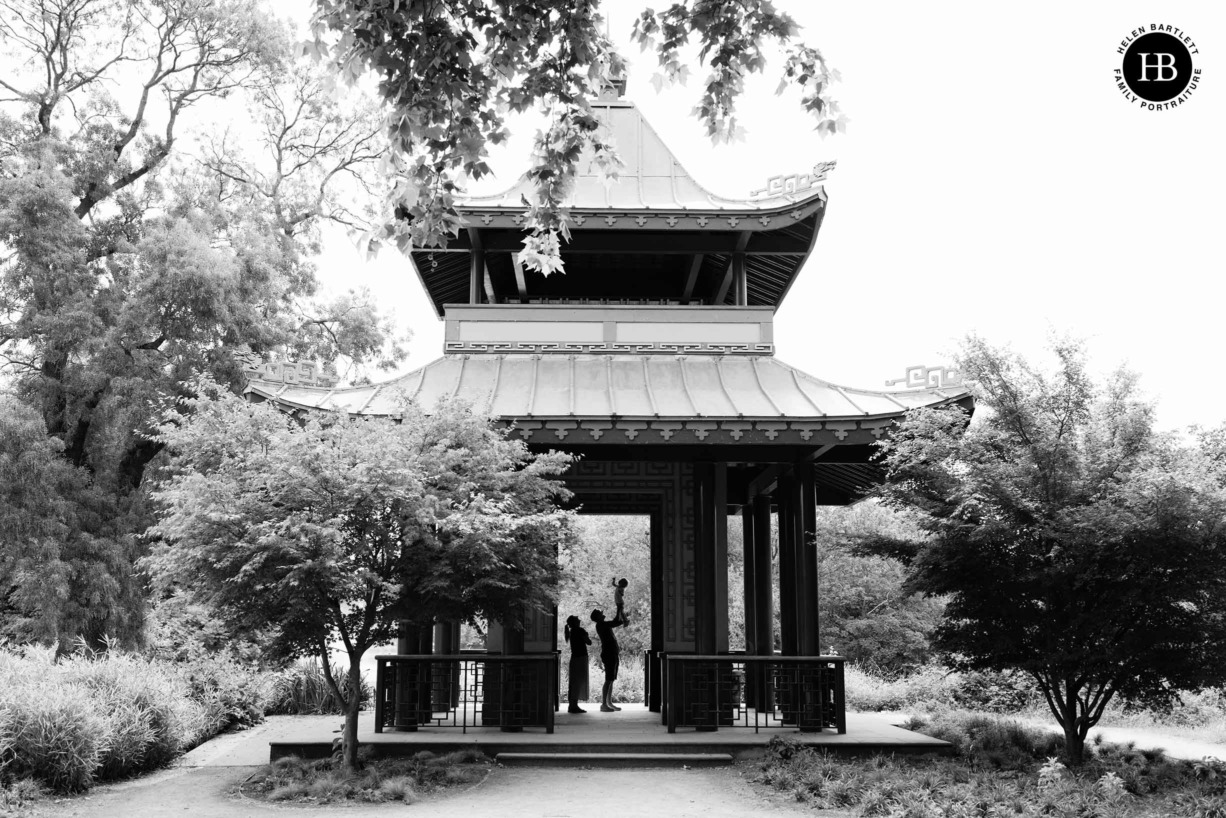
[318,1,1226,434]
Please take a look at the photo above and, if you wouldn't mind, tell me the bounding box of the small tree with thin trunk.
[876,336,1226,765]
[146,379,574,769]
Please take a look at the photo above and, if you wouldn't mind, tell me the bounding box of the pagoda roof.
[245,354,968,450]
[459,89,829,218]
[407,87,834,317]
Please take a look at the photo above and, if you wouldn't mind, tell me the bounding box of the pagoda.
[246,82,971,734]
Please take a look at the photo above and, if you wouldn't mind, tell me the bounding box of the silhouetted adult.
[564,614,591,713]
[590,608,626,712]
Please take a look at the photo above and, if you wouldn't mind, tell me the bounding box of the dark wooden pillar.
[500,623,525,733]
[693,463,725,656]
[796,465,820,657]
[776,474,798,657]
[752,493,775,659]
[649,509,665,712]
[393,622,433,730]
[752,493,775,711]
[741,503,757,657]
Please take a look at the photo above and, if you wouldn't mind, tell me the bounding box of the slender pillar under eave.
[649,510,665,712]
[693,463,728,656]
[740,502,757,706]
[796,464,821,657]
[433,621,458,710]
[393,621,432,731]
[752,493,775,711]
[776,474,799,658]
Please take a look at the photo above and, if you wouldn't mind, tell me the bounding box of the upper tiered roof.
[409,84,832,316]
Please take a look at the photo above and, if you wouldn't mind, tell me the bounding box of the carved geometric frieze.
[503,417,901,447]
[444,340,774,356]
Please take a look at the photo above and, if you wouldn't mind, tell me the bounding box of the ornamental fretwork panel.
[566,461,696,650]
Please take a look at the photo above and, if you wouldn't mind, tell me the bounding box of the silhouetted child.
[612,577,628,623]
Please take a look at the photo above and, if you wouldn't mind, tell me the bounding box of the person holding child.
[590,607,626,712]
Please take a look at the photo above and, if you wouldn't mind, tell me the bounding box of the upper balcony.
[443,304,774,356]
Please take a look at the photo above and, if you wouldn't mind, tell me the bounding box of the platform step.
[495,751,733,768]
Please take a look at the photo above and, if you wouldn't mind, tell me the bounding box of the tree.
[310,0,846,272]
[146,381,576,770]
[0,393,139,644]
[814,503,943,674]
[0,1,404,644]
[876,336,1226,764]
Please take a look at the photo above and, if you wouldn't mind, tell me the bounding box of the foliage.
[143,590,270,665]
[876,336,1226,763]
[0,777,42,817]
[843,663,961,713]
[0,644,216,793]
[243,749,489,805]
[267,659,370,716]
[176,653,272,735]
[818,547,943,674]
[0,394,136,645]
[753,713,1226,817]
[557,516,651,658]
[311,0,845,273]
[147,381,576,769]
[0,0,404,648]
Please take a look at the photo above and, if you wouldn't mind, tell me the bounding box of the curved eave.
[457,187,828,230]
[411,200,828,317]
[245,354,971,448]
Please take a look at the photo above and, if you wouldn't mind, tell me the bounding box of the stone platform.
[268,706,950,763]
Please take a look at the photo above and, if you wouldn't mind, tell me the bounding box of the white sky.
[316,1,1226,434]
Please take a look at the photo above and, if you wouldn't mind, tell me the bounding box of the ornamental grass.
[0,644,268,794]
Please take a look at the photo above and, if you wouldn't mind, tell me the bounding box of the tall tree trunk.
[1062,720,1086,766]
[342,660,363,771]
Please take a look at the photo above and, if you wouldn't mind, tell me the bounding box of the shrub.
[953,669,1037,713]
[245,749,490,804]
[267,659,370,715]
[2,682,112,792]
[0,643,272,793]
[58,649,210,770]
[845,663,961,712]
[177,653,272,735]
[913,710,1063,769]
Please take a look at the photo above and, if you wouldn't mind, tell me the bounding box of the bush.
[244,749,490,805]
[0,643,271,793]
[560,656,645,705]
[1,682,112,792]
[845,663,961,712]
[912,710,1063,769]
[177,652,272,735]
[267,660,370,715]
[952,669,1037,713]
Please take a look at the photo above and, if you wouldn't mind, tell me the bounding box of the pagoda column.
[796,465,820,656]
[392,621,433,731]
[693,462,729,655]
[649,509,665,712]
[741,492,775,710]
[776,474,799,657]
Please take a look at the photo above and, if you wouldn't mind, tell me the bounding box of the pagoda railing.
[662,654,845,734]
[374,653,558,734]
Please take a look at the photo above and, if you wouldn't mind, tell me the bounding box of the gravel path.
[29,764,826,818]
[24,713,1224,818]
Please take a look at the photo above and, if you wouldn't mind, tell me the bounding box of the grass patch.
[750,711,1226,817]
[241,748,491,805]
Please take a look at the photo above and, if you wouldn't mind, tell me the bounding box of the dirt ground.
[28,764,832,818]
